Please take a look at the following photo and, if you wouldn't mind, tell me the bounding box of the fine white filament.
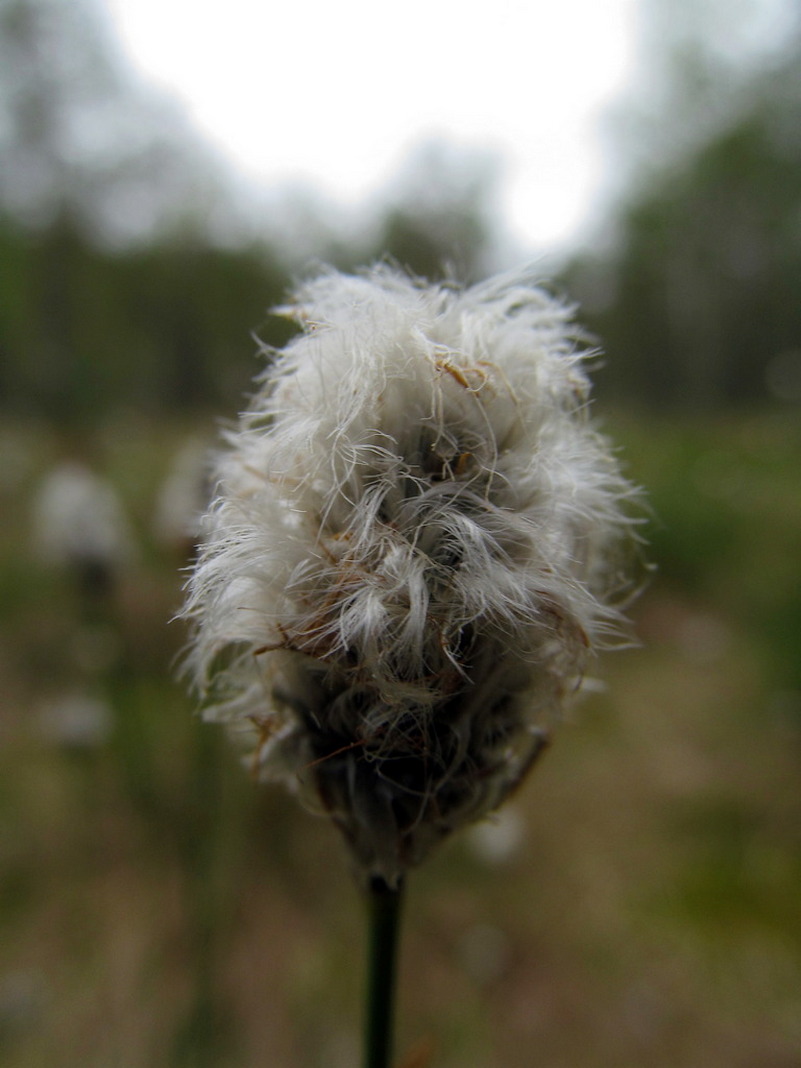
[182,266,639,886]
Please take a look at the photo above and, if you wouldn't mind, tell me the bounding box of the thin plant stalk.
[364,877,404,1068]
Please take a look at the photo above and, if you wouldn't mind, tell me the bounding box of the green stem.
[364,876,404,1068]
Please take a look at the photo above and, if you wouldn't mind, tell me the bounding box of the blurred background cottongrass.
[1,0,800,1065]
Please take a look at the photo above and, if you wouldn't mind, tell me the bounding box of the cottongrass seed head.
[182,265,641,888]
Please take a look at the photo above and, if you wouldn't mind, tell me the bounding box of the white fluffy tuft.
[181,265,641,885]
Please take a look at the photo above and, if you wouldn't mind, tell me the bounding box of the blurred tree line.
[0,0,498,422]
[565,0,801,409]
[1,0,799,421]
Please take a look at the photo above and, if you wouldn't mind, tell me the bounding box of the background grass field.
[1,408,799,1067]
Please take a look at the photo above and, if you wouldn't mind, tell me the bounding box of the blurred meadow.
[2,1,800,1066]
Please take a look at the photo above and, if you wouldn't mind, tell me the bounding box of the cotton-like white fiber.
[182,265,640,886]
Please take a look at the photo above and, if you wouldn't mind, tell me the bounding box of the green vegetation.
[0,411,799,1067]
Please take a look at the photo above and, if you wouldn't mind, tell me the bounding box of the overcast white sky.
[101,0,640,254]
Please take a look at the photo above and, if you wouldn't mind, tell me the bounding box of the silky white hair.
[182,265,641,886]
